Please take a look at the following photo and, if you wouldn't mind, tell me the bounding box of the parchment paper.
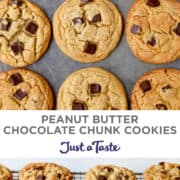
[1,0,179,104]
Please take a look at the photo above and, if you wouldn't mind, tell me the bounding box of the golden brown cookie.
[0,69,54,110]
[0,0,51,67]
[144,162,180,180]
[53,0,122,63]
[0,164,12,180]
[131,68,180,110]
[85,165,137,180]
[57,67,128,110]
[19,163,73,180]
[126,0,180,64]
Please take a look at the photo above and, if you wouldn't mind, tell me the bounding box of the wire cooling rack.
[13,171,143,179]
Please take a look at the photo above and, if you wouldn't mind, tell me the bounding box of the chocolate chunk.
[175,178,180,180]
[81,0,93,5]
[84,42,97,54]
[0,19,11,31]
[92,14,101,23]
[111,107,118,110]
[57,173,61,178]
[104,167,113,172]
[10,41,24,55]
[25,22,38,34]
[147,37,156,46]
[90,84,101,94]
[98,175,107,180]
[131,24,142,35]
[146,0,160,7]
[156,104,168,110]
[173,23,180,36]
[72,17,84,25]
[159,162,165,166]
[9,0,23,6]
[35,167,44,171]
[13,89,27,100]
[9,73,23,86]
[162,85,171,92]
[36,175,46,180]
[140,80,151,93]
[72,101,85,110]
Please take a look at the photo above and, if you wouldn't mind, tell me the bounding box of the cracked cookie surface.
[85,165,137,180]
[0,164,12,180]
[57,67,127,110]
[131,68,180,110]
[144,162,180,180]
[0,69,53,110]
[126,0,180,64]
[0,0,51,67]
[53,0,122,63]
[19,163,73,180]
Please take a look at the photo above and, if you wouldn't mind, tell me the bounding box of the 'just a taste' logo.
[59,140,121,154]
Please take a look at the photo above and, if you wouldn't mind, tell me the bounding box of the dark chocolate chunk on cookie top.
[147,37,156,46]
[36,175,46,180]
[90,84,101,94]
[72,101,85,110]
[10,41,24,55]
[9,0,23,6]
[9,73,23,85]
[25,22,38,34]
[131,24,142,35]
[156,104,168,110]
[13,89,27,100]
[84,42,97,54]
[0,18,11,31]
[146,0,160,7]
[173,23,180,36]
[140,80,151,93]
[72,17,84,25]
[162,85,172,91]
[34,166,44,171]
[92,14,101,23]
[98,175,107,180]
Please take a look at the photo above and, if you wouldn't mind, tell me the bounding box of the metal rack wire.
[13,171,143,179]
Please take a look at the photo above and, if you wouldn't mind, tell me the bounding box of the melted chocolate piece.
[9,73,23,85]
[173,23,180,36]
[36,175,46,180]
[84,42,97,54]
[10,41,24,55]
[175,178,180,180]
[111,108,118,110]
[81,0,93,5]
[140,80,151,93]
[92,14,101,23]
[13,89,27,100]
[98,175,107,180]
[146,0,160,7]
[147,37,156,46]
[57,173,61,178]
[9,0,23,6]
[156,104,168,110]
[0,18,11,31]
[72,17,84,25]
[159,162,165,166]
[90,84,101,94]
[162,85,172,92]
[35,167,44,171]
[72,101,85,110]
[25,22,38,34]
[104,167,113,172]
[131,24,142,35]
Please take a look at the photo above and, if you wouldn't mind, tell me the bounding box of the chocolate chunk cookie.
[85,165,137,180]
[19,163,73,180]
[131,68,180,110]
[144,162,180,180]
[0,69,53,109]
[53,0,122,63]
[126,0,180,64]
[0,0,51,67]
[57,67,128,110]
[0,164,12,180]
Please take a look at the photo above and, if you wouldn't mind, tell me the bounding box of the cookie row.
[0,67,179,110]
[1,162,180,180]
[0,0,179,67]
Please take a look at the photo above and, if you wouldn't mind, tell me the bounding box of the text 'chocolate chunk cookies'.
[19,163,73,180]
[57,67,128,110]
[0,164,12,180]
[0,0,51,67]
[0,69,54,110]
[126,0,180,64]
[131,68,180,110]
[85,165,137,180]
[53,0,123,63]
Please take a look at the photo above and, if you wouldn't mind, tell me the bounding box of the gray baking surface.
[0,0,179,106]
